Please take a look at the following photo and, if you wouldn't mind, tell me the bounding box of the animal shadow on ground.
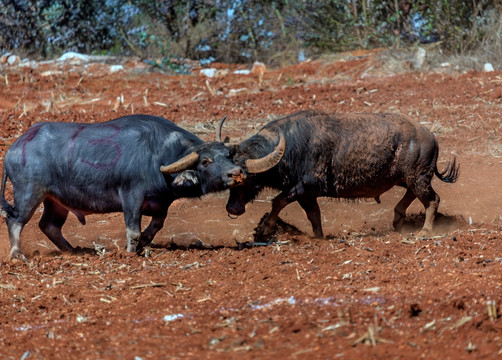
[149,240,224,251]
[251,211,464,243]
[35,241,223,259]
[32,212,462,258]
[40,246,101,258]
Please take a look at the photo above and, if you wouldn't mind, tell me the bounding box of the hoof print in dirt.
[75,247,98,256]
[169,239,215,250]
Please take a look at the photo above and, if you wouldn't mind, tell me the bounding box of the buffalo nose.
[227,167,246,184]
[228,167,242,177]
[227,202,245,216]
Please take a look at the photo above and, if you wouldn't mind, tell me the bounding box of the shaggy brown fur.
[226,110,459,239]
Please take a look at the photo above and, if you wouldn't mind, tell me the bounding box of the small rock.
[200,68,228,78]
[109,65,124,73]
[200,68,217,77]
[0,53,11,64]
[7,55,19,65]
[58,52,89,62]
[233,69,251,75]
[163,314,184,323]
[483,63,494,72]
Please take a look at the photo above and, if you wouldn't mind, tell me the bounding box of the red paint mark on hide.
[15,124,42,166]
[67,126,86,168]
[68,124,123,169]
[81,138,123,169]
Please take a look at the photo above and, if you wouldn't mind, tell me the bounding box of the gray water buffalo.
[217,110,459,239]
[1,114,243,259]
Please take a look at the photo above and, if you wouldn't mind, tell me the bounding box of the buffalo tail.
[435,157,459,183]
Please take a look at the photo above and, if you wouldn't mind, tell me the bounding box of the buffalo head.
[213,117,286,216]
[161,141,245,195]
[161,117,247,195]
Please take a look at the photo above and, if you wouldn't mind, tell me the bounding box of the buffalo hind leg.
[6,191,45,260]
[256,190,296,241]
[393,189,417,232]
[416,188,440,236]
[298,197,323,238]
[139,214,167,249]
[7,220,26,261]
[39,199,75,253]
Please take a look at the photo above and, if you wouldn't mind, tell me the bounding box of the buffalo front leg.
[139,214,167,249]
[393,189,417,232]
[120,191,143,253]
[255,189,296,241]
[298,196,323,238]
[125,225,141,253]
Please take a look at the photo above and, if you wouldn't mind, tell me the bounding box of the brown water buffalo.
[219,110,459,239]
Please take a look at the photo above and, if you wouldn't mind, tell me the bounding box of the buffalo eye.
[201,158,211,167]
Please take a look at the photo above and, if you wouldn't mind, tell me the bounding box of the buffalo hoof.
[10,250,28,263]
[254,228,276,242]
[393,219,406,232]
[416,229,432,239]
[127,243,138,253]
[135,246,148,256]
[253,212,276,241]
[59,245,77,254]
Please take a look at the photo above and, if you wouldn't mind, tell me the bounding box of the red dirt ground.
[0,50,501,359]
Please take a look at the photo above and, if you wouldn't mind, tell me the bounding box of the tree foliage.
[0,0,499,64]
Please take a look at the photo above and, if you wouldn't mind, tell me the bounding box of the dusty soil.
[0,50,501,359]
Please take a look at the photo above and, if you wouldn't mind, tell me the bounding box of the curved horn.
[216,116,227,142]
[245,131,286,174]
[160,152,199,174]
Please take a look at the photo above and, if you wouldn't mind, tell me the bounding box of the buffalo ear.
[172,170,200,188]
[229,144,239,157]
